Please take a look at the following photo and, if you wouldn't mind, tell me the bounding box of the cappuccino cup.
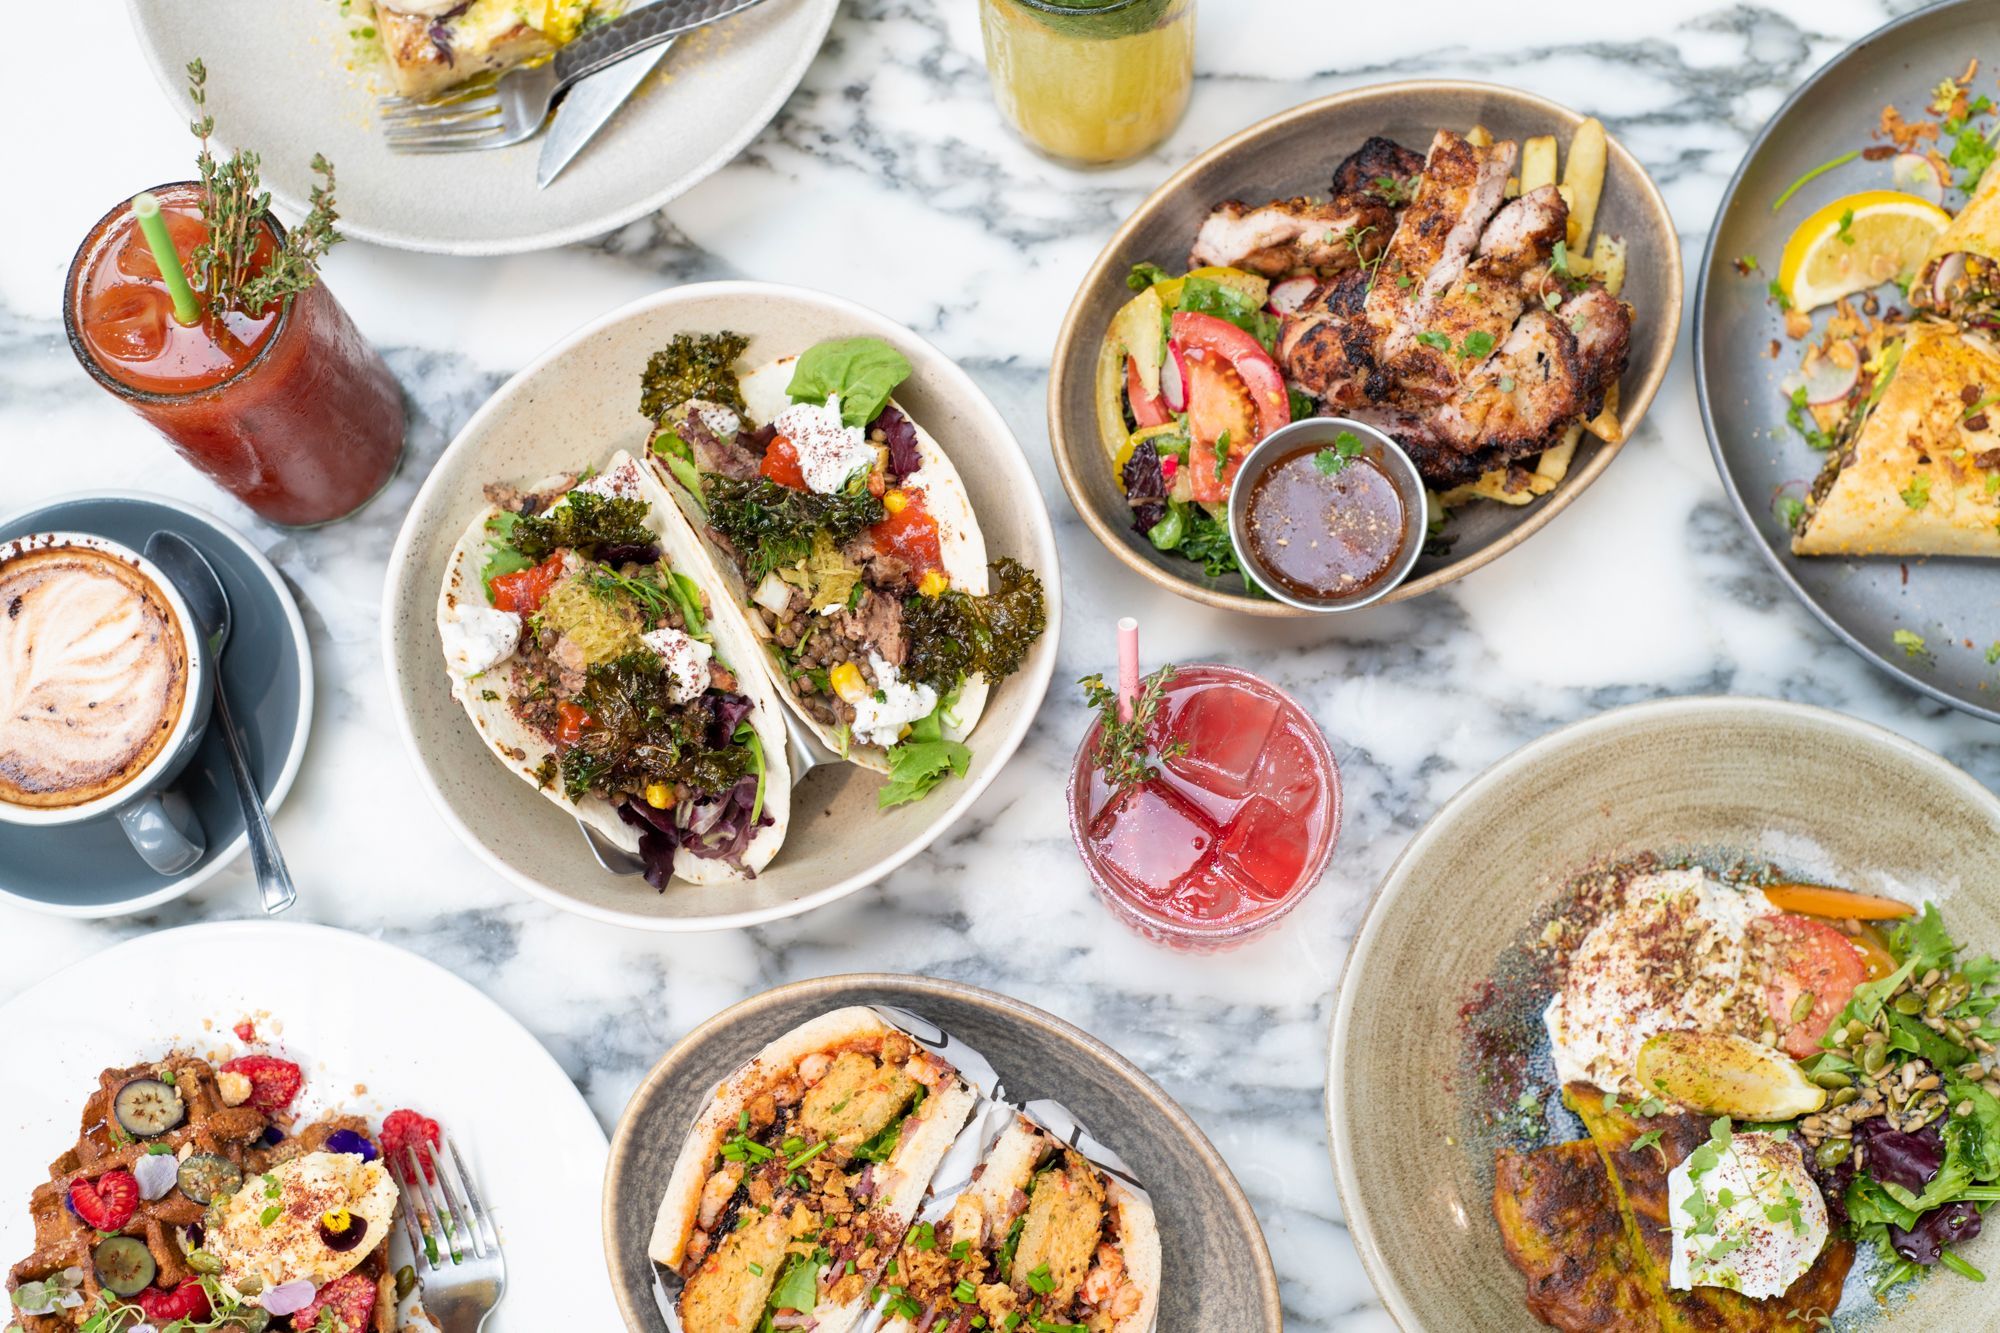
[0,532,215,873]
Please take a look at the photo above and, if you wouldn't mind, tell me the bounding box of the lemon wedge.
[1778,190,1950,312]
[1634,1031,1828,1120]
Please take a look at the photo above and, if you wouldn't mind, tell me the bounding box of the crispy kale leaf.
[703,475,885,581]
[901,557,1047,696]
[510,492,655,564]
[639,331,751,422]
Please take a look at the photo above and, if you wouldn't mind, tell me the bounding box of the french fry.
[1465,124,1494,149]
[1590,234,1628,297]
[1505,175,1521,200]
[1528,426,1583,495]
[1519,135,1559,193]
[1442,468,1537,507]
[1562,117,1607,253]
[1584,383,1622,444]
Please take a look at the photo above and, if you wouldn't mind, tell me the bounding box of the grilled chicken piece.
[799,1051,918,1162]
[1008,1152,1106,1306]
[1329,135,1429,204]
[1187,197,1390,278]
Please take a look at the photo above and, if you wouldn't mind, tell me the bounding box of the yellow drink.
[979,0,1195,167]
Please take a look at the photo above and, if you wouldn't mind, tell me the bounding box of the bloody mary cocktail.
[65,182,404,528]
[1068,663,1339,950]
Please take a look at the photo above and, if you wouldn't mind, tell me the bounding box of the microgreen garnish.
[1836,208,1857,245]
[1902,473,1932,511]
[1314,431,1365,476]
[1771,150,1862,211]
[1894,628,1934,665]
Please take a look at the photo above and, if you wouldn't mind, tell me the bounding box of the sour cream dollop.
[850,654,937,749]
[1543,869,1777,1097]
[773,395,876,494]
[641,627,713,705]
[1668,1131,1829,1299]
[569,457,649,501]
[443,601,522,677]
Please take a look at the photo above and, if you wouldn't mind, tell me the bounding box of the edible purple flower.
[260,1279,317,1316]
[133,1152,180,1202]
[325,1128,378,1163]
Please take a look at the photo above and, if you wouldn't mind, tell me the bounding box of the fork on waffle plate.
[386,1134,506,1332]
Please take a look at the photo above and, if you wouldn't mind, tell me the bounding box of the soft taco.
[1793,323,2000,557]
[648,1007,979,1333]
[436,451,791,885]
[874,1114,1161,1333]
[636,332,1047,806]
[1912,161,2000,328]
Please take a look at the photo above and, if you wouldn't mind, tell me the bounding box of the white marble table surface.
[6,0,1999,1327]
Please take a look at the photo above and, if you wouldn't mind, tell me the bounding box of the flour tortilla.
[880,1116,1161,1333]
[1794,324,2000,557]
[649,1007,978,1333]
[435,451,791,881]
[1915,160,2000,308]
[646,355,992,774]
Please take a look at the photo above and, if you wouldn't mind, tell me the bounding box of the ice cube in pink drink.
[1217,796,1314,900]
[1164,681,1279,799]
[88,284,173,363]
[1169,858,1246,923]
[1247,719,1323,817]
[1089,779,1217,899]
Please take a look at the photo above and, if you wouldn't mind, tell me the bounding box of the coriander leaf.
[786,337,912,427]
[1415,330,1452,350]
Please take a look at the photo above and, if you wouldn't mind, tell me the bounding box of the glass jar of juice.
[978,0,1196,167]
[1067,663,1340,951]
[64,182,405,528]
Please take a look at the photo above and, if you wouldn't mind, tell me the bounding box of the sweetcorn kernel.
[644,782,671,809]
[830,661,868,702]
[917,570,950,598]
[882,489,909,514]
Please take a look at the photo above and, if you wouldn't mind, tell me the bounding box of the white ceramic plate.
[0,922,619,1329]
[124,0,838,254]
[380,281,1062,933]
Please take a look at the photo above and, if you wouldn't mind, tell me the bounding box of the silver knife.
[538,4,673,188]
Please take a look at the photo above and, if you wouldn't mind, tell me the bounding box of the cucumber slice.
[92,1236,156,1297]
[113,1078,185,1138]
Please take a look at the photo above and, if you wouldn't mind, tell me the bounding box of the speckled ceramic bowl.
[603,974,1281,1332]
[1050,80,1682,617]
[1326,696,2000,1329]
[382,282,1060,931]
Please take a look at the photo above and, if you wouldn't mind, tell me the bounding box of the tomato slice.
[760,433,808,489]
[870,491,944,574]
[1170,312,1291,503]
[1127,356,1172,429]
[556,701,592,745]
[1758,913,1868,1059]
[490,553,567,615]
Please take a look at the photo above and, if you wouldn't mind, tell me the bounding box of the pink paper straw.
[1116,617,1140,723]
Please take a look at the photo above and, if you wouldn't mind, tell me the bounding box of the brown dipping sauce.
[1241,442,1408,602]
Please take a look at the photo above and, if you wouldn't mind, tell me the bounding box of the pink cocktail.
[1067,663,1340,951]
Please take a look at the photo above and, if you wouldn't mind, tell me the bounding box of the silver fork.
[388,1135,507,1331]
[380,0,778,154]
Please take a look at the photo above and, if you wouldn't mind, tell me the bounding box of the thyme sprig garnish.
[184,58,341,318]
[1080,665,1185,792]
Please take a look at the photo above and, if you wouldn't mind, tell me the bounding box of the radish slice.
[1161,341,1190,412]
[1933,251,1967,306]
[1801,341,1860,405]
[1892,153,1946,206]
[1268,275,1318,316]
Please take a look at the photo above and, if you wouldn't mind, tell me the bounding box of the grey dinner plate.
[0,493,312,915]
[1698,0,2000,722]
[602,974,1281,1332]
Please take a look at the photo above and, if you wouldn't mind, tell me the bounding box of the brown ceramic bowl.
[603,974,1282,1331]
[1050,80,1683,617]
[1326,696,2000,1329]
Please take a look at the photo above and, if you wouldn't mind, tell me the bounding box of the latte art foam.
[0,546,188,809]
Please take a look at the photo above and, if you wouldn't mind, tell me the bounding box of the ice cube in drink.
[1247,718,1322,817]
[1170,857,1245,922]
[85,284,173,363]
[1217,795,1314,901]
[1164,680,1279,799]
[1088,778,1217,900]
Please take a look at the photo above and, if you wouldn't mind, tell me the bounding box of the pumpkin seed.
[1816,1138,1852,1169]
[1792,991,1818,1024]
[1895,991,1926,1015]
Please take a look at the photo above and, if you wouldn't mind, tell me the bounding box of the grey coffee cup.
[0,532,215,873]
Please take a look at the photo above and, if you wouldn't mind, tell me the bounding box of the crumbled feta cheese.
[774,395,876,494]
[569,457,648,501]
[688,398,742,441]
[849,653,937,749]
[641,627,714,705]
[442,601,522,677]
[1667,1132,1828,1299]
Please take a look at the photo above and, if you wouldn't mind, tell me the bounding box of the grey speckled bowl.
[604,975,1281,1332]
[1327,696,2000,1330]
[382,282,1060,931]
[1050,80,1682,618]
[1698,0,2000,722]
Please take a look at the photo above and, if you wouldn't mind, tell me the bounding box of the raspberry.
[66,1170,139,1231]
[136,1279,212,1322]
[219,1055,303,1115]
[380,1108,441,1178]
[291,1272,376,1332]
[233,1019,257,1043]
